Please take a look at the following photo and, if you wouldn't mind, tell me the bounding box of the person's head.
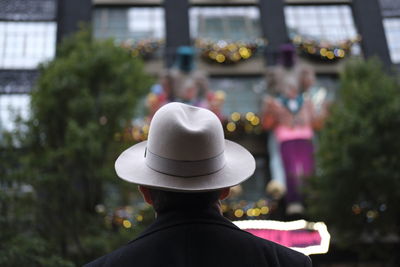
[180,79,199,101]
[282,75,299,99]
[138,186,230,213]
[114,103,255,207]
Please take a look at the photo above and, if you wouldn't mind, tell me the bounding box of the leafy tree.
[0,29,152,266]
[307,58,400,262]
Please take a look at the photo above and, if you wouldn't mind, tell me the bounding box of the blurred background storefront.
[1,0,399,265]
[2,0,397,198]
[0,0,396,212]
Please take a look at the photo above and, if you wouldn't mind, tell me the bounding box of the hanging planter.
[195,38,267,65]
[121,38,164,60]
[292,35,361,62]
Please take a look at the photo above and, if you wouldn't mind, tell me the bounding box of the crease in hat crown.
[146,102,225,162]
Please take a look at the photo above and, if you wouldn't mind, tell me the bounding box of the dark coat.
[85,207,312,267]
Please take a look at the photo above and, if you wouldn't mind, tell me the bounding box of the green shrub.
[307,58,400,261]
[0,29,152,266]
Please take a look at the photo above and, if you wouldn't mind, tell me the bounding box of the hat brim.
[115,140,256,192]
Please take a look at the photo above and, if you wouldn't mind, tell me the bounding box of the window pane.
[285,5,359,54]
[190,7,261,41]
[383,18,400,63]
[0,94,30,132]
[310,75,339,108]
[0,0,57,21]
[0,70,37,94]
[204,17,224,40]
[209,76,264,115]
[0,22,56,69]
[93,7,165,42]
[380,0,400,17]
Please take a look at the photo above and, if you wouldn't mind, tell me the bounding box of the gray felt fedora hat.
[115,102,255,192]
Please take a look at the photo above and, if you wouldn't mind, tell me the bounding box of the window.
[0,0,56,21]
[241,156,269,201]
[379,0,400,17]
[0,22,56,69]
[0,94,30,131]
[93,7,165,42]
[209,77,267,201]
[309,75,339,112]
[190,7,261,41]
[285,5,359,53]
[209,76,264,115]
[383,18,400,63]
[0,70,37,94]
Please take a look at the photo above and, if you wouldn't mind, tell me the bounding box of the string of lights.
[115,110,265,143]
[104,197,278,230]
[119,35,361,63]
[225,111,263,136]
[195,38,268,64]
[292,34,362,61]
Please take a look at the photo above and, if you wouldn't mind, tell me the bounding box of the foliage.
[0,235,75,267]
[307,58,400,260]
[0,29,152,266]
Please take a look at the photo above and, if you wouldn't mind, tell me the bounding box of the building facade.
[0,0,398,200]
[2,0,398,130]
[93,0,396,200]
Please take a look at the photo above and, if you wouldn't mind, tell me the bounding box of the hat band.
[145,148,226,177]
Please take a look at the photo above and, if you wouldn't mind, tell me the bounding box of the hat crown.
[147,103,225,161]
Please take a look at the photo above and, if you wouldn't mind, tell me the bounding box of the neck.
[155,202,222,217]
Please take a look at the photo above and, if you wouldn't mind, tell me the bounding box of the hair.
[147,188,222,213]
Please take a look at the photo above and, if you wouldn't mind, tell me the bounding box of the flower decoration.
[121,38,164,60]
[195,38,267,65]
[292,35,362,62]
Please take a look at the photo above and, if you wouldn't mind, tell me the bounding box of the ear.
[219,187,231,200]
[138,185,153,205]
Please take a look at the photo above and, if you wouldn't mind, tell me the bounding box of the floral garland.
[121,38,164,60]
[195,38,267,65]
[292,35,362,62]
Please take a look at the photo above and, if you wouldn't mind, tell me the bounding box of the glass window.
[242,156,269,201]
[380,0,400,17]
[285,5,359,54]
[0,0,57,21]
[190,7,261,41]
[93,7,165,42]
[0,70,37,94]
[210,75,337,117]
[0,22,56,69]
[209,76,265,115]
[309,75,339,113]
[383,18,400,64]
[0,94,30,132]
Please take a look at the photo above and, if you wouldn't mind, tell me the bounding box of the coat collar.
[129,206,241,244]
